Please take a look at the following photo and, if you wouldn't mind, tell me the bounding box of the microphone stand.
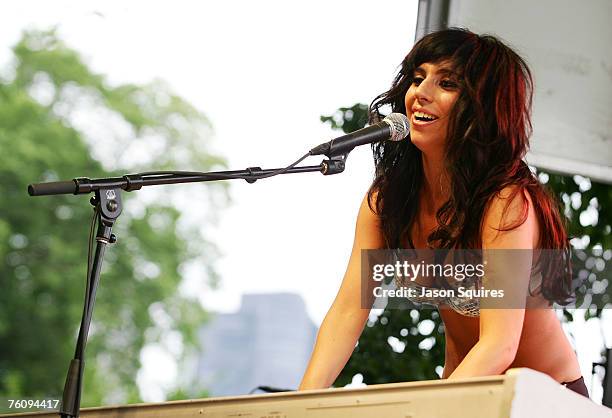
[28,154,348,418]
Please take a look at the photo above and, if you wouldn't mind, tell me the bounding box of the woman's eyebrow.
[437,68,456,77]
[414,66,457,77]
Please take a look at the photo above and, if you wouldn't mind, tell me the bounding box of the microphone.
[309,113,409,157]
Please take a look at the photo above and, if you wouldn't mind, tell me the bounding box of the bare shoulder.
[357,189,380,224]
[481,185,539,249]
[354,190,384,249]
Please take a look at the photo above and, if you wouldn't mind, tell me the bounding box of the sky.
[2,0,608,404]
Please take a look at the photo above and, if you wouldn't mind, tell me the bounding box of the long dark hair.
[367,28,572,303]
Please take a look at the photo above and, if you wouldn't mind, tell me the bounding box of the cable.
[248,385,294,394]
[136,152,312,181]
[246,152,311,180]
[82,206,98,326]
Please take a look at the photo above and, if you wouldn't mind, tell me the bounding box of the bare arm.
[448,187,537,379]
[298,193,384,390]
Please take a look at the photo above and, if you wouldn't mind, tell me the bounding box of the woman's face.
[404,61,460,154]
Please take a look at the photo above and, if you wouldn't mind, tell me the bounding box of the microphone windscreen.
[383,113,410,142]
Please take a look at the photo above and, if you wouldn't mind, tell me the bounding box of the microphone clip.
[321,154,347,175]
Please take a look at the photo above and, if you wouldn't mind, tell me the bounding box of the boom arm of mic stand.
[28,158,347,196]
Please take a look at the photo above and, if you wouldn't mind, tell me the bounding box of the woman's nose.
[415,79,434,102]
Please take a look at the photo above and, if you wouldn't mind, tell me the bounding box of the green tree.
[321,104,611,386]
[0,30,227,407]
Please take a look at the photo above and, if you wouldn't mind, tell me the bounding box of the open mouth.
[413,111,439,123]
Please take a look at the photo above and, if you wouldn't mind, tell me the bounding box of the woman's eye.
[440,79,457,89]
[412,77,424,86]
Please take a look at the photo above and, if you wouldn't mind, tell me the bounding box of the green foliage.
[320,103,369,135]
[334,307,445,386]
[322,104,611,386]
[166,387,210,401]
[0,30,227,406]
[543,172,611,318]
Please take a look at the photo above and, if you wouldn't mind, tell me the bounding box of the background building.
[196,293,318,396]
